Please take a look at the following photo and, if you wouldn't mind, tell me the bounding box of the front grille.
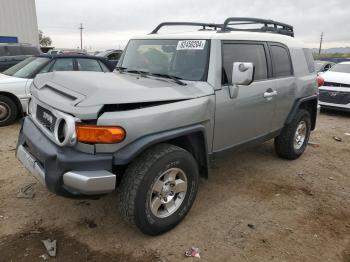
[36,105,57,132]
[324,82,350,88]
[319,90,350,105]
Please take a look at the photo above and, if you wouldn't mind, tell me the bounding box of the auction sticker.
[176,40,206,50]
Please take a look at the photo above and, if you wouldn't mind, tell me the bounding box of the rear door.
[213,41,277,151]
[268,43,296,130]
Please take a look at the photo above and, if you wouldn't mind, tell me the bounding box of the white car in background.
[0,55,114,126]
[318,62,350,112]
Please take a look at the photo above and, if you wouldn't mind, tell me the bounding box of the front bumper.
[16,117,116,196]
[319,88,350,111]
[319,101,350,112]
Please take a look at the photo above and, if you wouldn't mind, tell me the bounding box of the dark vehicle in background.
[0,43,41,72]
[96,49,123,67]
[315,60,335,73]
[0,54,114,126]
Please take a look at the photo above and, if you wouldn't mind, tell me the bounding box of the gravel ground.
[0,110,349,262]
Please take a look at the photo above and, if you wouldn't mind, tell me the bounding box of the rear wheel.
[0,95,18,127]
[274,109,311,160]
[117,143,199,235]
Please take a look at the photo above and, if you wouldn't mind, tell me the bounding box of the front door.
[213,41,277,152]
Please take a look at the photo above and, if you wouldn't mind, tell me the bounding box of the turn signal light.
[76,125,126,144]
[317,76,325,87]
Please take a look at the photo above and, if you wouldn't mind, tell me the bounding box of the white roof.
[133,30,305,48]
[339,61,350,64]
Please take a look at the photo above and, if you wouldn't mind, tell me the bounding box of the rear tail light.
[76,125,126,144]
[317,76,325,87]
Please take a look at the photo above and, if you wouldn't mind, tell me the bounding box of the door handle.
[263,90,278,98]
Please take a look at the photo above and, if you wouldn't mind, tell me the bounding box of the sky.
[35,0,350,51]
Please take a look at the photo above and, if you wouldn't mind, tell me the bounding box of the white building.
[0,0,39,46]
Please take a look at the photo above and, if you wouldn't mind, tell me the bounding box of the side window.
[76,58,103,72]
[39,61,54,73]
[324,64,332,71]
[222,43,268,84]
[7,46,21,56]
[108,52,121,60]
[302,48,315,73]
[50,58,74,72]
[98,61,111,72]
[21,46,40,55]
[270,45,293,77]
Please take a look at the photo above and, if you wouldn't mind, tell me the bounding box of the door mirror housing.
[231,62,254,86]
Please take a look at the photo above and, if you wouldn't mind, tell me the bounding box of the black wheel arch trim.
[113,124,209,176]
[285,94,318,130]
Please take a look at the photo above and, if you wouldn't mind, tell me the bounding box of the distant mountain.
[313,47,350,54]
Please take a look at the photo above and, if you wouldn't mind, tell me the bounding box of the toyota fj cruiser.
[16,18,318,235]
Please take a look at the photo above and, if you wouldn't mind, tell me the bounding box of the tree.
[39,30,52,46]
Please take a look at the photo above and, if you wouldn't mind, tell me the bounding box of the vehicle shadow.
[320,108,350,118]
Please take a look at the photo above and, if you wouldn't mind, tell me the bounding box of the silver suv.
[16,18,318,235]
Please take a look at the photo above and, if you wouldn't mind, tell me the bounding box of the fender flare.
[113,124,208,165]
[285,94,318,129]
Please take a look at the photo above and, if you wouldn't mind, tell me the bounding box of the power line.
[78,23,84,50]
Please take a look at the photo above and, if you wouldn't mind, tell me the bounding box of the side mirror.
[231,62,254,86]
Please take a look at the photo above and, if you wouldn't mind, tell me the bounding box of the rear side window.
[76,58,103,72]
[222,43,268,84]
[0,47,6,56]
[51,58,74,71]
[270,45,293,77]
[21,46,40,55]
[7,45,21,56]
[303,48,315,73]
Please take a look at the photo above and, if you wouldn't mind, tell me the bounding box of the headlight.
[53,113,77,146]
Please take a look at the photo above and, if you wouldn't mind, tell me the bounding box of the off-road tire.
[0,95,18,127]
[117,143,199,235]
[274,109,311,160]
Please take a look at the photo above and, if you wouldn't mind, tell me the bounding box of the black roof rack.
[220,17,294,37]
[150,18,294,37]
[150,22,224,34]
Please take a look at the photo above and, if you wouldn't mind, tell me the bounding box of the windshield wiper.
[115,66,127,73]
[116,67,186,85]
[150,73,187,86]
[124,69,149,78]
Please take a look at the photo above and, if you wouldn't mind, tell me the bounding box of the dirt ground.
[0,110,349,262]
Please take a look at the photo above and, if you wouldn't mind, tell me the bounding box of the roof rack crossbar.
[150,22,224,34]
[220,17,294,37]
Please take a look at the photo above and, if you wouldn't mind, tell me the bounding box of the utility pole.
[78,23,84,50]
[318,32,323,55]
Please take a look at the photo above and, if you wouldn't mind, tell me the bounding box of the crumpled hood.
[321,71,350,85]
[31,71,214,119]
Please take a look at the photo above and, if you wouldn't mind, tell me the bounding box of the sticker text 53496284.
[176,40,206,50]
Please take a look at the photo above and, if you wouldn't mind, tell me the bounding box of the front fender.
[113,124,207,165]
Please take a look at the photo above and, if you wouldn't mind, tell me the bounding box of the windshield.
[329,63,350,74]
[2,57,50,78]
[119,39,210,81]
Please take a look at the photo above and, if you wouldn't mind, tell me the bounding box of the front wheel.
[117,143,199,235]
[274,109,311,160]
